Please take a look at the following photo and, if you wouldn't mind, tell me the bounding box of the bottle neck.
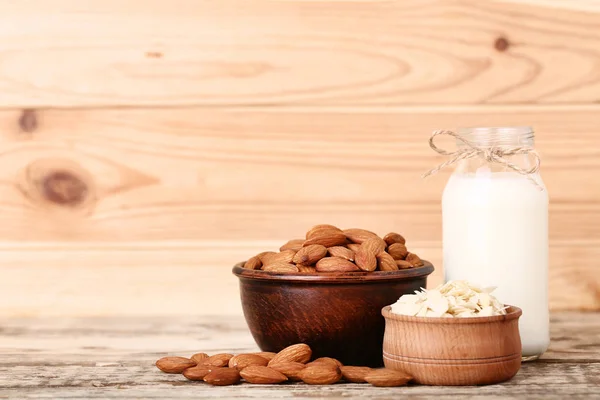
[454,127,536,174]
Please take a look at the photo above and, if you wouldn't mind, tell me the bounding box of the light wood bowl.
[381,305,522,386]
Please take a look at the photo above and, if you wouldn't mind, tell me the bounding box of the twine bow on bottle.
[422,130,543,190]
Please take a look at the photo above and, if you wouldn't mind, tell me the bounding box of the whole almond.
[280,239,305,252]
[262,262,299,273]
[377,252,398,271]
[268,362,306,381]
[293,244,327,265]
[262,250,296,265]
[244,256,262,270]
[257,251,277,263]
[252,352,277,361]
[307,357,343,368]
[204,368,241,386]
[190,352,209,364]
[155,356,196,373]
[203,353,234,367]
[396,260,413,269]
[354,247,377,272]
[303,232,348,248]
[340,366,373,383]
[240,365,288,384]
[228,354,269,370]
[306,224,343,239]
[347,243,362,252]
[406,252,424,267]
[383,232,406,246]
[364,368,412,387]
[316,257,360,272]
[268,344,312,365]
[327,246,354,261]
[183,365,221,381]
[343,228,378,244]
[361,237,386,255]
[297,265,317,273]
[387,243,409,260]
[299,364,342,385]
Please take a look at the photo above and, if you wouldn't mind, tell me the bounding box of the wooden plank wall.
[0,0,599,316]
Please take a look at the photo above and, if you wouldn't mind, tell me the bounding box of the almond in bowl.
[232,225,434,367]
[243,225,425,274]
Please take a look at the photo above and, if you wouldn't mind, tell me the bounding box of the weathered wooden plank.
[0,1,599,107]
[0,314,598,398]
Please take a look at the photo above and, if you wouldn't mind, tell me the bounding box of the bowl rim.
[232,261,434,283]
[381,305,522,324]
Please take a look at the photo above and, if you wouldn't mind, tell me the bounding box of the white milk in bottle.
[439,127,549,361]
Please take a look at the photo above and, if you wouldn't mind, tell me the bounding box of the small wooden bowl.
[382,305,522,385]
[232,261,434,367]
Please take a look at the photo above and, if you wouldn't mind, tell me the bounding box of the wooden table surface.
[1,313,599,399]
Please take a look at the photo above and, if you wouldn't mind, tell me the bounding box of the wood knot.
[17,158,97,214]
[42,170,88,206]
[494,37,510,52]
[19,109,38,133]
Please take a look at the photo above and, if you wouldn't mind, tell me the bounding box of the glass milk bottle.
[440,127,549,361]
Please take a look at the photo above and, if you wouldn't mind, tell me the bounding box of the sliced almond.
[155,356,196,373]
[315,257,360,272]
[383,232,406,246]
[327,246,354,261]
[240,365,288,384]
[377,252,398,271]
[340,366,373,383]
[364,368,412,387]
[343,228,378,244]
[293,244,328,265]
[262,262,300,273]
[387,243,409,260]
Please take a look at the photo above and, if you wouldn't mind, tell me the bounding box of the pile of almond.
[243,225,424,273]
[156,343,411,387]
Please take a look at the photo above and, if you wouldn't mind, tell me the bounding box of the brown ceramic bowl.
[382,305,522,385]
[232,261,434,367]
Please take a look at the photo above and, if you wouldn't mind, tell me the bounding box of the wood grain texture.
[0,313,598,398]
[382,306,522,385]
[0,0,599,107]
[0,106,598,315]
[0,106,598,242]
